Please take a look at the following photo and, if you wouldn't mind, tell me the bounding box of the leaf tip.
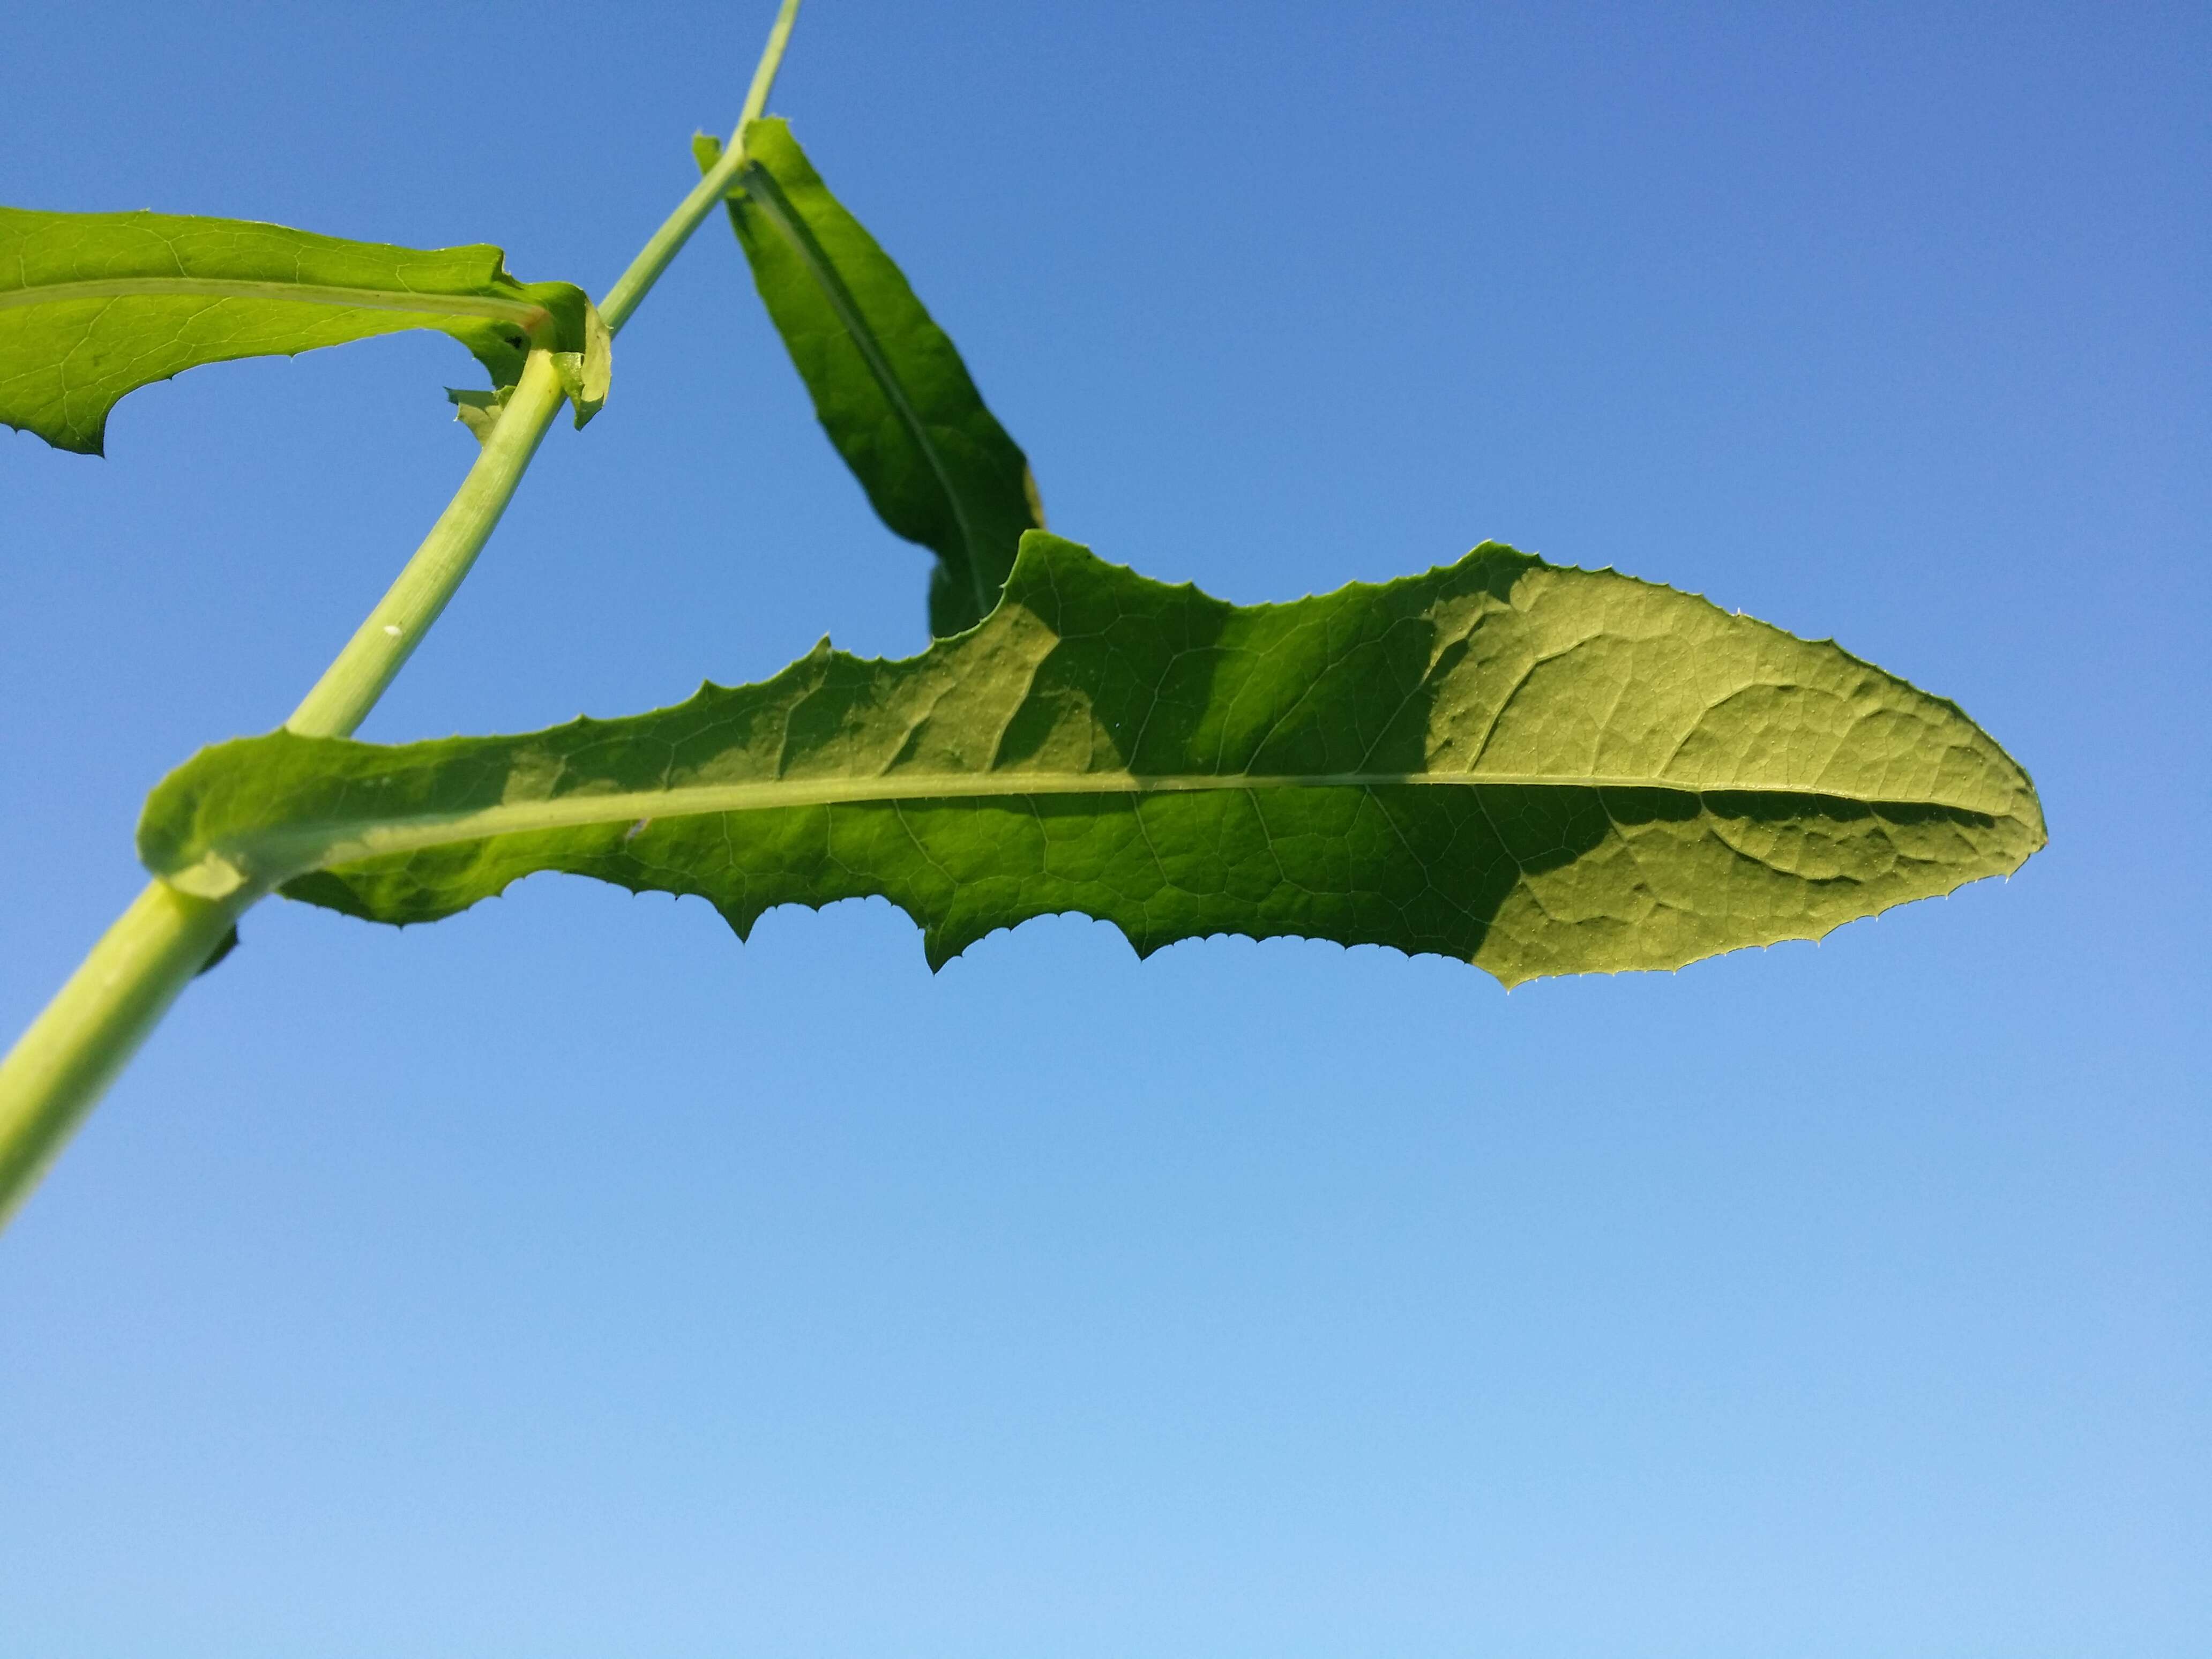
[195,925,241,978]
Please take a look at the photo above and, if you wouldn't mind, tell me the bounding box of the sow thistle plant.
[0,1,2044,1228]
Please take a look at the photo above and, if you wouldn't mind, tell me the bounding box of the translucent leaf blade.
[698,121,1044,636]
[0,206,603,453]
[139,535,2045,986]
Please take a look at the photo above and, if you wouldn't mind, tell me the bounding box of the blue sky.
[3,3,2206,1654]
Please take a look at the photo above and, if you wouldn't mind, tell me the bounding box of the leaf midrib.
[0,276,552,340]
[736,158,992,620]
[166,767,2014,898]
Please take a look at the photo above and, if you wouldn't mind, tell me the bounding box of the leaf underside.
[140,535,2044,987]
[698,120,1044,637]
[0,206,602,453]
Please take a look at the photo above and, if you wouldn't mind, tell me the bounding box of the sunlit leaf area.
[2,4,2202,1655]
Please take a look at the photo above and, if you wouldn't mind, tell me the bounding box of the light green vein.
[731,155,992,619]
[0,276,555,340]
[165,767,2015,901]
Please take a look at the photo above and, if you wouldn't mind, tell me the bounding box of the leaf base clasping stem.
[0,0,803,1230]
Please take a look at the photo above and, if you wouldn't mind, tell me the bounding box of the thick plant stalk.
[0,350,568,1224]
[0,0,803,1230]
[286,349,570,735]
[0,885,259,1220]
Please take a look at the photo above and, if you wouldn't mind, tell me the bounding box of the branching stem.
[0,0,804,1229]
[601,0,801,333]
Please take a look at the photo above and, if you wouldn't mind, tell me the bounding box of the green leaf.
[445,385,514,446]
[697,121,1045,637]
[137,535,2044,987]
[0,206,609,454]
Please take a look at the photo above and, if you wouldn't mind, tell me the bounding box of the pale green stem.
[0,0,804,1230]
[600,0,802,333]
[0,884,261,1223]
[285,351,568,736]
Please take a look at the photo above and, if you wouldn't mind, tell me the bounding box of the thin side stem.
[599,0,802,334]
[0,1,805,1230]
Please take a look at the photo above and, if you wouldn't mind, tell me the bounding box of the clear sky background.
[2,3,2206,1655]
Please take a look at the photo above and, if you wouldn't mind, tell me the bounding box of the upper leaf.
[0,206,608,453]
[698,120,1044,637]
[139,535,2044,987]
